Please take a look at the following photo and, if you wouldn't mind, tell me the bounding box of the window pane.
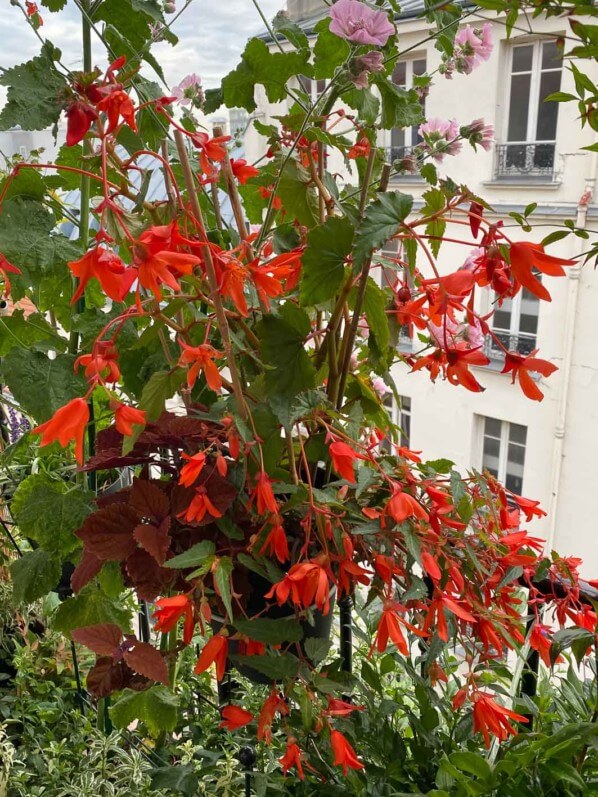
[508,74,531,141]
[400,412,411,448]
[316,79,326,94]
[493,307,512,331]
[392,61,406,86]
[414,59,427,76]
[483,437,501,476]
[512,45,534,72]
[401,396,411,412]
[536,70,562,140]
[505,472,523,495]
[542,41,561,69]
[507,442,526,466]
[509,423,527,445]
[391,126,406,150]
[484,417,502,438]
[519,292,539,335]
[299,75,312,94]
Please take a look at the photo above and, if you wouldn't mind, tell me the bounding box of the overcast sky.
[0,0,285,95]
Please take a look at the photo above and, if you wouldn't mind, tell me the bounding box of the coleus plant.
[1,0,597,783]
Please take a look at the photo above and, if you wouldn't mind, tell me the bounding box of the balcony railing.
[385,145,422,178]
[494,142,556,180]
[484,331,537,361]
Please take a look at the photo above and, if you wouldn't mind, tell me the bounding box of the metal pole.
[238,746,256,797]
[339,595,352,673]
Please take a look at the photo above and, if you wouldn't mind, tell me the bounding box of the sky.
[0,0,285,97]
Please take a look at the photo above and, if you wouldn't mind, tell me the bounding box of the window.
[481,416,527,495]
[298,75,326,102]
[381,395,412,452]
[488,288,539,358]
[388,57,426,162]
[496,40,562,179]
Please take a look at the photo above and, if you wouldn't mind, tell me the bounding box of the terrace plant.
[1,0,598,788]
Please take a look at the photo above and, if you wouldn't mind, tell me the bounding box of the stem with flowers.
[1,0,598,789]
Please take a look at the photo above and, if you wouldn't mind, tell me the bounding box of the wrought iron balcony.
[484,331,537,361]
[494,142,556,180]
[384,145,421,177]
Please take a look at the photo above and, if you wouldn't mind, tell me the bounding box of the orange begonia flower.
[501,349,557,402]
[178,451,207,487]
[330,729,365,775]
[194,634,228,681]
[219,704,254,731]
[32,398,89,465]
[177,341,224,392]
[153,594,195,645]
[113,402,147,437]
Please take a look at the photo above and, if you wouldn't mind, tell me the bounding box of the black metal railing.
[494,142,556,180]
[484,331,537,360]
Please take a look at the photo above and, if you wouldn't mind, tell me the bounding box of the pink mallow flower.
[350,50,385,89]
[418,118,462,163]
[461,119,494,152]
[454,23,493,73]
[329,0,395,47]
[172,74,204,107]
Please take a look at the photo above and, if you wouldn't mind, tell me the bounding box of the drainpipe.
[545,155,596,553]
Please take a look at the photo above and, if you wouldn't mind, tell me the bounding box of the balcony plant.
[1,0,597,786]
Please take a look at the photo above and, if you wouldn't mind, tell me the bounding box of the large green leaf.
[300,216,354,306]
[1,351,86,423]
[233,617,303,645]
[0,44,67,131]
[53,585,132,634]
[353,192,413,268]
[10,549,60,604]
[11,474,92,557]
[358,277,390,358]
[222,38,311,112]
[276,158,320,228]
[344,87,380,126]
[0,311,66,357]
[110,686,179,736]
[373,77,425,131]
[213,556,234,623]
[231,653,300,680]
[258,303,316,403]
[272,11,309,51]
[313,18,351,79]
[139,368,186,421]
[0,199,81,295]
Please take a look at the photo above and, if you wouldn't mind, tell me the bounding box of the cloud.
[0,0,285,94]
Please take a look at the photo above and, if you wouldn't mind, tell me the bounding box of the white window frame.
[382,394,412,450]
[503,39,562,145]
[478,416,527,495]
[488,288,540,356]
[297,75,326,103]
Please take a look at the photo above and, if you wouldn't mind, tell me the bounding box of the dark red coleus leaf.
[126,548,176,601]
[71,549,103,594]
[123,641,168,684]
[77,504,139,561]
[130,478,170,522]
[133,519,171,565]
[87,656,125,698]
[71,623,123,656]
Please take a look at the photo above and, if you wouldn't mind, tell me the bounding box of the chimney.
[286,0,328,21]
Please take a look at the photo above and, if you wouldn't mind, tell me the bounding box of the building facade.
[246,2,598,576]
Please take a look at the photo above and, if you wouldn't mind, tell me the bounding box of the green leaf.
[449,751,493,783]
[272,11,309,50]
[313,18,350,79]
[277,157,319,228]
[304,637,331,663]
[222,38,310,112]
[10,549,60,604]
[0,44,67,131]
[110,686,179,736]
[0,198,81,295]
[231,653,300,680]
[354,192,413,268]
[300,216,354,305]
[151,765,198,796]
[41,0,67,9]
[164,541,216,569]
[233,617,303,645]
[259,302,316,403]
[344,87,380,126]
[139,368,186,422]
[214,556,234,622]
[1,351,87,423]
[11,474,92,557]
[373,77,424,131]
[0,311,65,357]
[361,277,390,356]
[53,585,132,634]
